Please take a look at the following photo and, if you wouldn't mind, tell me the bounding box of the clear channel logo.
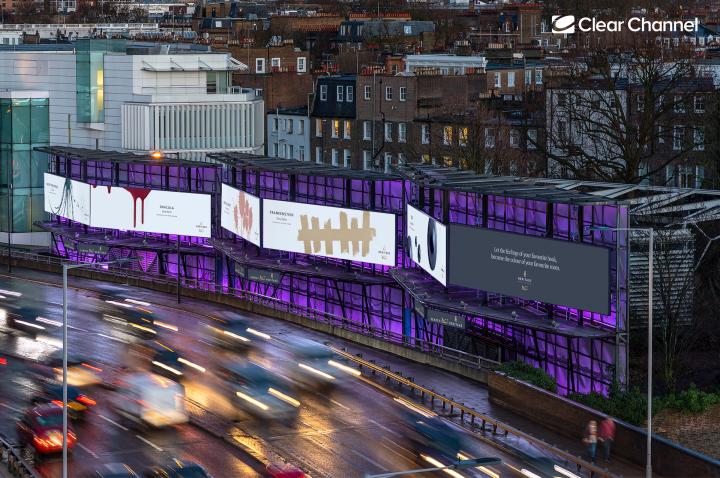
[552,15,575,34]
[551,15,698,34]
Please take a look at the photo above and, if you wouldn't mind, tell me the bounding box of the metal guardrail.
[330,347,617,478]
[0,249,499,371]
[0,435,40,478]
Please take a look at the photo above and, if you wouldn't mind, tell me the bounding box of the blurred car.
[114,372,188,428]
[143,459,213,478]
[5,307,52,336]
[206,314,269,351]
[16,404,76,456]
[32,351,104,387]
[285,338,355,389]
[266,463,306,478]
[149,343,185,379]
[86,463,139,477]
[103,309,157,340]
[219,361,300,420]
[404,412,468,460]
[34,383,96,420]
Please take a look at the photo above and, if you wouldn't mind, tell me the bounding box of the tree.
[543,47,706,184]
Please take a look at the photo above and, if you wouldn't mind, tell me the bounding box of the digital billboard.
[44,173,91,225]
[90,186,211,237]
[406,204,447,286]
[220,184,261,246]
[448,225,611,314]
[263,199,396,266]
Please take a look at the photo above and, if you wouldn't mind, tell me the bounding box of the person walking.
[599,417,616,461]
[583,419,598,462]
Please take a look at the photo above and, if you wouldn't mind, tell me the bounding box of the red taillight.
[51,400,63,408]
[81,362,102,372]
[76,395,96,406]
[0,357,7,365]
[33,430,71,453]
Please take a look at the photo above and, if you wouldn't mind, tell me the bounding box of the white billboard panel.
[43,173,91,225]
[263,199,396,266]
[90,186,211,237]
[406,204,447,286]
[220,184,261,246]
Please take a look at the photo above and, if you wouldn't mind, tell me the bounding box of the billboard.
[448,225,611,314]
[262,199,396,266]
[90,186,211,237]
[44,173,91,225]
[406,204,447,286]
[220,184,261,246]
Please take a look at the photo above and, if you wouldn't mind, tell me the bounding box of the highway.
[0,269,555,478]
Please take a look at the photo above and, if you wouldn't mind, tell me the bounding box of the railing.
[1,249,500,371]
[331,347,616,478]
[1,435,40,478]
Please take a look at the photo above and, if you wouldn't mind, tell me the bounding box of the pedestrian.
[598,417,616,461]
[583,419,598,462]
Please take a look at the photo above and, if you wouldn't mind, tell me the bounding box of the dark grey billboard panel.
[448,225,611,315]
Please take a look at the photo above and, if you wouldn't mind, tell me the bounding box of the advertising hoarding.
[448,225,611,314]
[44,173,91,225]
[425,309,466,329]
[406,204,447,286]
[262,199,396,266]
[90,186,211,238]
[220,184,261,246]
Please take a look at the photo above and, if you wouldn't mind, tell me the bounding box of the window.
[363,121,371,140]
[363,150,372,169]
[510,129,520,148]
[343,149,351,167]
[694,127,705,151]
[443,126,453,145]
[364,85,372,100]
[398,122,407,143]
[346,86,354,102]
[508,71,515,88]
[297,57,306,73]
[485,128,496,148]
[525,69,532,85]
[272,143,278,157]
[658,124,665,143]
[674,96,685,113]
[494,72,501,88]
[527,129,537,149]
[286,119,293,134]
[459,127,468,146]
[404,25,412,35]
[695,96,705,113]
[331,149,339,166]
[399,87,407,101]
[385,86,392,101]
[535,68,543,85]
[315,118,322,137]
[421,124,430,144]
[398,153,406,164]
[280,144,286,158]
[443,156,453,167]
[315,146,322,163]
[299,145,305,161]
[255,58,265,73]
[288,144,294,159]
[272,117,278,132]
[332,120,340,138]
[298,119,305,135]
[337,85,344,102]
[673,125,683,151]
[637,95,644,112]
[384,152,393,171]
[271,58,280,69]
[421,154,430,164]
[557,120,567,142]
[385,122,393,142]
[344,120,351,139]
[320,85,327,101]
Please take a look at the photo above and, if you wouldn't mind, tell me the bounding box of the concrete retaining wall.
[488,373,720,477]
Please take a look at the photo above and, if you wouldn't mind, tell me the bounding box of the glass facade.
[76,51,105,124]
[0,97,49,233]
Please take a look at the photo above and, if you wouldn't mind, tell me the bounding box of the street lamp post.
[151,150,182,304]
[61,257,139,478]
[591,225,654,478]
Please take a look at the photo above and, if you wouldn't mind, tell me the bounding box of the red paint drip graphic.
[233,191,254,236]
[126,188,152,227]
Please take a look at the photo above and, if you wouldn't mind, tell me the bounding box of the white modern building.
[267,107,310,162]
[404,54,487,75]
[0,40,265,161]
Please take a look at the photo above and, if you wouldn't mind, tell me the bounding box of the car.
[143,459,213,477]
[149,344,185,379]
[206,314,269,351]
[32,351,104,387]
[5,306,52,337]
[87,463,139,477]
[34,383,96,420]
[114,372,188,428]
[103,309,158,340]
[284,338,354,389]
[16,404,76,456]
[266,462,306,478]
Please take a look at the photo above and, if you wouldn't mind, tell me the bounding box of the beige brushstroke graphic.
[297,211,376,257]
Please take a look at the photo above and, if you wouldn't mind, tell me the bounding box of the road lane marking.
[77,442,99,458]
[380,441,413,462]
[330,399,350,410]
[350,449,386,471]
[0,403,23,413]
[98,414,129,431]
[136,435,164,452]
[369,419,402,437]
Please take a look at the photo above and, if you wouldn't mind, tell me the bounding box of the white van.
[114,372,188,428]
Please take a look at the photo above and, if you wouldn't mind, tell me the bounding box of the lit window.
[458,127,468,146]
[315,118,323,137]
[332,120,340,138]
[443,126,453,145]
[344,120,351,139]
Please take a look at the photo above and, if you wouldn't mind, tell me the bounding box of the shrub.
[654,385,720,415]
[570,381,647,426]
[496,361,558,393]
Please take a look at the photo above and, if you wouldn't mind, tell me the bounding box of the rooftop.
[35,146,218,169]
